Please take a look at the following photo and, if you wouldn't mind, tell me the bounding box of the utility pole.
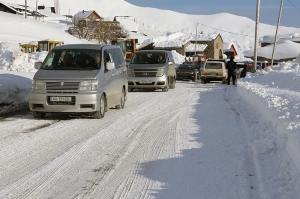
[195,23,198,55]
[54,0,60,15]
[25,0,27,18]
[253,0,261,72]
[271,0,284,66]
[35,0,38,20]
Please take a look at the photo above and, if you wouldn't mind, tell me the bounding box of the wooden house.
[73,10,102,27]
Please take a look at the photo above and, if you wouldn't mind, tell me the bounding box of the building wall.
[141,34,224,59]
[198,36,223,59]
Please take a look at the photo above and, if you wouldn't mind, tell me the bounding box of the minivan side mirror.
[34,62,42,69]
[106,62,115,71]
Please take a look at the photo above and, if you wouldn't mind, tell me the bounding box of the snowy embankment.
[237,63,300,172]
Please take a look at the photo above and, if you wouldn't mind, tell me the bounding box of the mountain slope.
[2,0,300,55]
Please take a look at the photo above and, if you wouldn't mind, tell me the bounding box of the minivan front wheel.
[116,88,125,109]
[162,79,169,92]
[93,94,106,119]
[170,76,175,89]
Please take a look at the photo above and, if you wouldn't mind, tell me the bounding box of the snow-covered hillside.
[2,0,300,56]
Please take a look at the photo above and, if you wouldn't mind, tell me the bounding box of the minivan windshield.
[41,49,101,70]
[131,52,166,64]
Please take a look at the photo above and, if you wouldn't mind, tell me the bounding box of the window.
[41,49,100,70]
[205,63,222,69]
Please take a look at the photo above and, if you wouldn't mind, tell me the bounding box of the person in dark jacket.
[226,57,237,85]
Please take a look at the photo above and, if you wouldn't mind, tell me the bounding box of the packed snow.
[1,0,300,198]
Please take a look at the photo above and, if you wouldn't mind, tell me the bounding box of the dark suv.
[176,64,200,81]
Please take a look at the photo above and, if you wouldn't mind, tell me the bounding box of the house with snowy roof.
[244,33,300,62]
[0,2,22,15]
[260,33,300,47]
[73,10,120,28]
[0,2,48,18]
[0,2,42,16]
[139,32,224,59]
[73,10,102,27]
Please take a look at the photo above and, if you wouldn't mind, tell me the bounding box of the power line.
[197,22,255,37]
[286,0,300,12]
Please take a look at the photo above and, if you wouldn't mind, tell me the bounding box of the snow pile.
[0,72,32,104]
[238,61,300,171]
[0,44,47,72]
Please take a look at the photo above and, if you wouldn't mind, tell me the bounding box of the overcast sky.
[125,0,300,28]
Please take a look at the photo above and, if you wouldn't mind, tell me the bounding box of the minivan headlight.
[79,80,98,91]
[156,68,165,77]
[127,69,135,77]
[32,79,45,90]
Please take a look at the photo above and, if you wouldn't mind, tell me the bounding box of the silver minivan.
[127,50,176,92]
[29,44,128,119]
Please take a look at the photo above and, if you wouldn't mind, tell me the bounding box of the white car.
[200,60,228,84]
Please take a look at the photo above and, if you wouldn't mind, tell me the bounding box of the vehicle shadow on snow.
[138,85,236,198]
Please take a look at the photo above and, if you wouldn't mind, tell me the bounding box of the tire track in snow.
[88,86,199,198]
[0,83,206,198]
[224,86,260,199]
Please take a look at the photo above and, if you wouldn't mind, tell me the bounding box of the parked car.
[29,44,128,119]
[176,64,200,81]
[257,61,270,69]
[245,62,254,73]
[127,50,176,92]
[200,60,227,84]
[236,62,247,78]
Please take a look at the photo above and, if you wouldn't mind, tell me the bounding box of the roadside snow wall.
[237,81,300,172]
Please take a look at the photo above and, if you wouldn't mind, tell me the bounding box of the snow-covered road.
[0,81,299,199]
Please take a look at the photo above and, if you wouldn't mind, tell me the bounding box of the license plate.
[139,80,152,83]
[50,97,72,102]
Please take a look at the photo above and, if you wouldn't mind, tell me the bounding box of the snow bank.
[0,73,33,104]
[0,43,47,72]
[237,63,300,171]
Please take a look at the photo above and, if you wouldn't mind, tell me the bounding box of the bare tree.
[68,19,97,40]
[95,22,129,44]
[68,18,130,43]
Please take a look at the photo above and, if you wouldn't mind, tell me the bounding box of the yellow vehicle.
[112,38,138,60]
[21,42,38,53]
[38,39,64,52]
